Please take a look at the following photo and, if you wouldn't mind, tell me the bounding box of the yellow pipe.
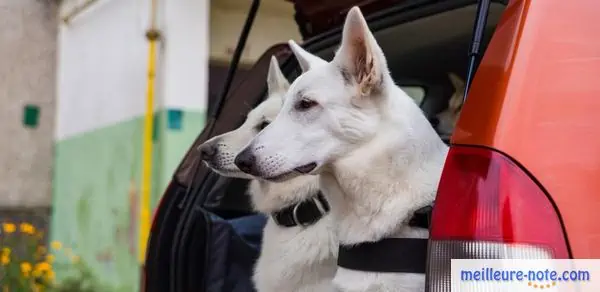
[139,0,160,264]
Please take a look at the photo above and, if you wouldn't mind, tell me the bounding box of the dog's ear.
[448,72,465,91]
[447,73,465,110]
[334,6,388,96]
[288,40,327,73]
[267,56,290,96]
[448,91,464,111]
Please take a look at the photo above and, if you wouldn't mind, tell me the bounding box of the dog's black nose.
[198,143,217,161]
[234,148,257,175]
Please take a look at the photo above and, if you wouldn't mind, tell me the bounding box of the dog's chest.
[320,170,429,292]
[253,218,337,292]
[320,171,408,243]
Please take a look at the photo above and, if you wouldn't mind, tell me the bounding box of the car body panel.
[454,0,600,257]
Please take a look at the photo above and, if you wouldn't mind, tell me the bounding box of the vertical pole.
[139,0,160,264]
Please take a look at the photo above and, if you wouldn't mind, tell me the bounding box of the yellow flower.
[21,262,32,272]
[21,262,32,277]
[1,247,10,256]
[2,223,16,233]
[50,241,62,250]
[46,254,55,263]
[35,262,51,272]
[46,270,56,281]
[1,254,9,265]
[33,268,43,278]
[19,223,36,235]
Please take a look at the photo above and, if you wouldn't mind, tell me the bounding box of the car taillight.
[426,146,570,291]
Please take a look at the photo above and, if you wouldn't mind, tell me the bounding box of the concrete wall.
[53,1,150,289]
[0,0,58,208]
[52,0,208,290]
[51,0,300,289]
[159,0,209,189]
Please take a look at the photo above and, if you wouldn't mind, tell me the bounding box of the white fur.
[198,56,337,292]
[238,7,449,292]
[435,72,465,139]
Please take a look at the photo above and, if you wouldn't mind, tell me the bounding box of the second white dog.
[198,56,337,292]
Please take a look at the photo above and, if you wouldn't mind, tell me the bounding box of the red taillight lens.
[427,146,570,291]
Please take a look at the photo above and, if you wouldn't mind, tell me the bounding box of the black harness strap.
[337,205,433,274]
[338,238,428,274]
[409,205,433,229]
[271,192,329,227]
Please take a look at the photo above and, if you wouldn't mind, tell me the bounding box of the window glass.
[401,86,426,105]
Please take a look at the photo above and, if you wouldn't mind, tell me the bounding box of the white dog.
[434,72,465,140]
[198,56,337,292]
[235,6,448,292]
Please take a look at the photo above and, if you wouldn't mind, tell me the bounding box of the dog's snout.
[199,142,217,161]
[235,148,257,175]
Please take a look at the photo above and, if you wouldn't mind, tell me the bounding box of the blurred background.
[1,0,301,290]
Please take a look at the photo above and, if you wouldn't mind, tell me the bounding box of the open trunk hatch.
[288,0,416,39]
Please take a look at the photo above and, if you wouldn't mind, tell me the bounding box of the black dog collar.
[272,192,330,227]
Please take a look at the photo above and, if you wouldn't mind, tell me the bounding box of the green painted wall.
[156,110,206,205]
[51,109,204,291]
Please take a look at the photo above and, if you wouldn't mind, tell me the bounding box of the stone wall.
[0,0,58,208]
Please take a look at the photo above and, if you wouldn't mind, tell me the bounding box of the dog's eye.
[256,121,270,131]
[295,98,318,111]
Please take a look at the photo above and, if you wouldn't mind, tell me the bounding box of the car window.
[401,86,426,105]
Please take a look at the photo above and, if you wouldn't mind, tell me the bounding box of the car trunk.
[144,1,509,291]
